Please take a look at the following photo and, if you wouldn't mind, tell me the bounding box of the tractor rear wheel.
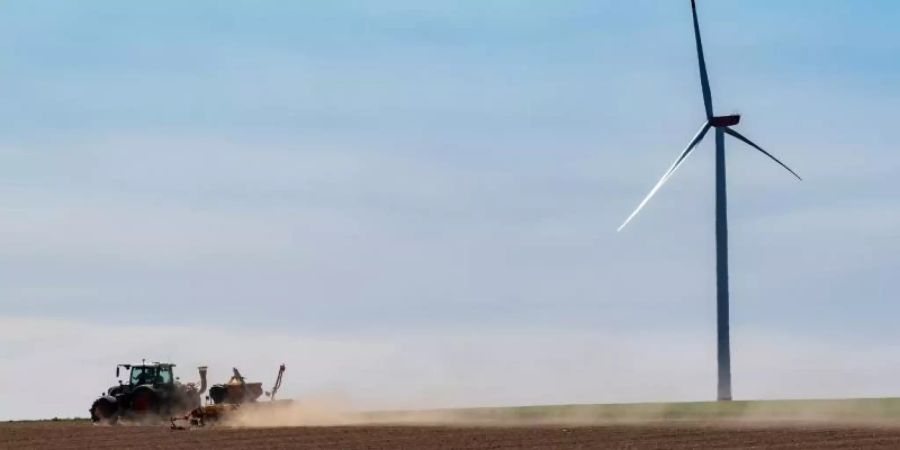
[90,398,118,425]
[130,387,159,420]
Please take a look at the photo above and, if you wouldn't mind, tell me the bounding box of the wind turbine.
[618,0,801,401]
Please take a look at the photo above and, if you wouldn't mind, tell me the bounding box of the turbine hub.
[710,115,741,127]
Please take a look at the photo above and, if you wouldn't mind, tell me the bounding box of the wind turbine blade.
[691,0,714,118]
[618,122,711,232]
[723,127,802,180]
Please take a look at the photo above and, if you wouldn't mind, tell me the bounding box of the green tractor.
[90,361,207,424]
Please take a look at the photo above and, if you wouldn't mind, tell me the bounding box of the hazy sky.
[1,1,899,419]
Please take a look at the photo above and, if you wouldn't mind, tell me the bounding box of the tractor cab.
[117,362,176,387]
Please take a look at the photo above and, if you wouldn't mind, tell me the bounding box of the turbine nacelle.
[709,115,740,127]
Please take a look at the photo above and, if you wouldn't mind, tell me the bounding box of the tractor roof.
[118,362,176,368]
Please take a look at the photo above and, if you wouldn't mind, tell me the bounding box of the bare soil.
[4,420,900,449]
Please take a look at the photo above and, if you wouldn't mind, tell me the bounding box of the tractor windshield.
[129,366,174,385]
[130,366,156,385]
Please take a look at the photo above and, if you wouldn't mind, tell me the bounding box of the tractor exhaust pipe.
[197,366,208,395]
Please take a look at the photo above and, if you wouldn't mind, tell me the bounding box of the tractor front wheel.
[90,397,119,425]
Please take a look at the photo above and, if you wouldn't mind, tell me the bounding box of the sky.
[1,0,899,420]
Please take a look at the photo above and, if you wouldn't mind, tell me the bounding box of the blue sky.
[1,1,899,419]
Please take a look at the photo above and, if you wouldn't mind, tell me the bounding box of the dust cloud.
[221,396,357,428]
[219,397,900,428]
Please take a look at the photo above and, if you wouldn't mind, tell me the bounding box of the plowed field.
[4,420,900,449]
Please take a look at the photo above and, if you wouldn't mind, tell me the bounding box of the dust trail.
[220,398,900,428]
[221,396,357,428]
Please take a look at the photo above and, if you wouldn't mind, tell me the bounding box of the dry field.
[5,420,900,449]
[7,399,900,449]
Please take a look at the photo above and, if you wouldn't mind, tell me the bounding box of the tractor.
[89,361,207,424]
